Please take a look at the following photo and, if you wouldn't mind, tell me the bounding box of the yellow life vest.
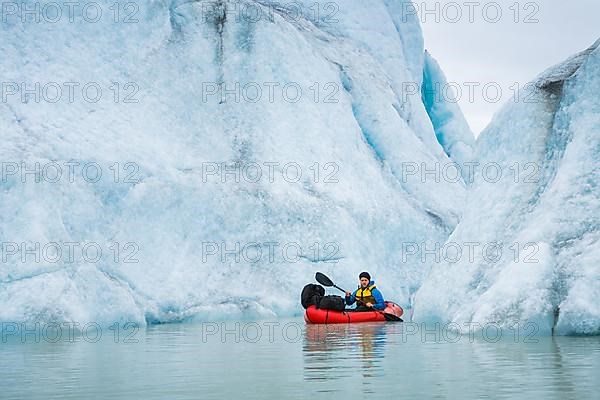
[356,284,377,305]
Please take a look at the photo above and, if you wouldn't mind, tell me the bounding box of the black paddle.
[315,272,402,322]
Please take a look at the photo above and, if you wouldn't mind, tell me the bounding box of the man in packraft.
[345,272,385,311]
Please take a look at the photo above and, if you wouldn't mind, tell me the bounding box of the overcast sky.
[417,0,600,135]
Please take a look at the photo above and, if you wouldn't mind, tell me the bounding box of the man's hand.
[366,302,373,308]
[345,291,351,297]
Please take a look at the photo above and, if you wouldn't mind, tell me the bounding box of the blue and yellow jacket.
[345,281,385,310]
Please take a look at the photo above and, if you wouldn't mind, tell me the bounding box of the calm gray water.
[1,319,598,399]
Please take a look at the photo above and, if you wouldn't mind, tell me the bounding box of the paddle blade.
[383,313,403,322]
[315,272,334,287]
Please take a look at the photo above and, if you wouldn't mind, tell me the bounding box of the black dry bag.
[301,284,325,309]
[316,295,346,311]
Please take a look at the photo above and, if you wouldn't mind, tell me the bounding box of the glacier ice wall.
[415,40,600,335]
[422,51,474,177]
[0,0,473,326]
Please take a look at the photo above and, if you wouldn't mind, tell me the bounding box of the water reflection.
[386,330,600,399]
[303,323,389,384]
[0,321,598,399]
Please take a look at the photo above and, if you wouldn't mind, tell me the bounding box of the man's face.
[360,277,370,288]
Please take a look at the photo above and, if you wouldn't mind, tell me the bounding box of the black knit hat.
[359,271,371,281]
